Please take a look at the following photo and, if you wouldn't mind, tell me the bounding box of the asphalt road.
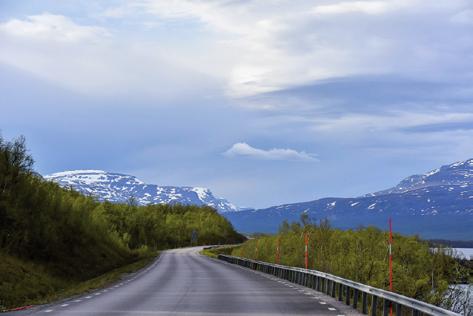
[9,247,361,316]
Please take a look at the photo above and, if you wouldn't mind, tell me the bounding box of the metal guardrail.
[218,255,460,316]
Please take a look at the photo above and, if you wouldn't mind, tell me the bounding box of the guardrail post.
[345,286,351,305]
[412,309,419,316]
[383,299,390,316]
[395,303,402,316]
[353,289,359,309]
[331,281,336,297]
[371,295,378,316]
[338,283,343,301]
[362,292,368,314]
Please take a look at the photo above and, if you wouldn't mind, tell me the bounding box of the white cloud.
[128,0,473,97]
[0,13,108,42]
[312,1,396,15]
[0,13,217,99]
[223,142,317,162]
[451,9,473,24]
[1,1,472,100]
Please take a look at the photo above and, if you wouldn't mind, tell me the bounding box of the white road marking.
[94,293,101,296]
[73,299,81,303]
[328,307,337,311]
[320,301,327,305]
[44,309,53,313]
[61,304,69,307]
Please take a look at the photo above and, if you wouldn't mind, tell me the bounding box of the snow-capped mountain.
[224,159,473,239]
[44,170,238,213]
[368,158,473,197]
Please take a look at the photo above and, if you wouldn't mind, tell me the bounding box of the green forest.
[231,216,471,310]
[0,135,245,309]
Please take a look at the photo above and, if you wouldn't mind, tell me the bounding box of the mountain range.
[44,170,238,213]
[45,159,473,240]
[225,159,473,240]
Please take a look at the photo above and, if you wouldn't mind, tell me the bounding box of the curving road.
[10,247,361,316]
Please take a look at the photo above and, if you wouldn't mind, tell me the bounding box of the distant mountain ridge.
[368,159,473,197]
[224,159,473,240]
[44,170,238,213]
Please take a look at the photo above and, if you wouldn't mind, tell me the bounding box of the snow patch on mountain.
[44,170,239,213]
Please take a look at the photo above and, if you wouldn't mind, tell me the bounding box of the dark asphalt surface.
[8,247,361,315]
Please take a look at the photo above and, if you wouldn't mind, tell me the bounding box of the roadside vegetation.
[231,215,471,312]
[0,135,245,309]
[200,245,241,258]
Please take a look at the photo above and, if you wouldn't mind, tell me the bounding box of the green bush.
[233,217,466,307]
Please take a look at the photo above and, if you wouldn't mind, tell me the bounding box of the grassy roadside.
[200,245,241,258]
[0,251,158,312]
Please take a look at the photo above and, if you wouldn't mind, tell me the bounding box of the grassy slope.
[200,245,241,258]
[0,251,157,311]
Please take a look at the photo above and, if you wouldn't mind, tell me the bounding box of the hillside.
[0,135,244,309]
[225,159,473,240]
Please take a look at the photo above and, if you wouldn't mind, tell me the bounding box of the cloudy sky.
[1,0,472,208]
